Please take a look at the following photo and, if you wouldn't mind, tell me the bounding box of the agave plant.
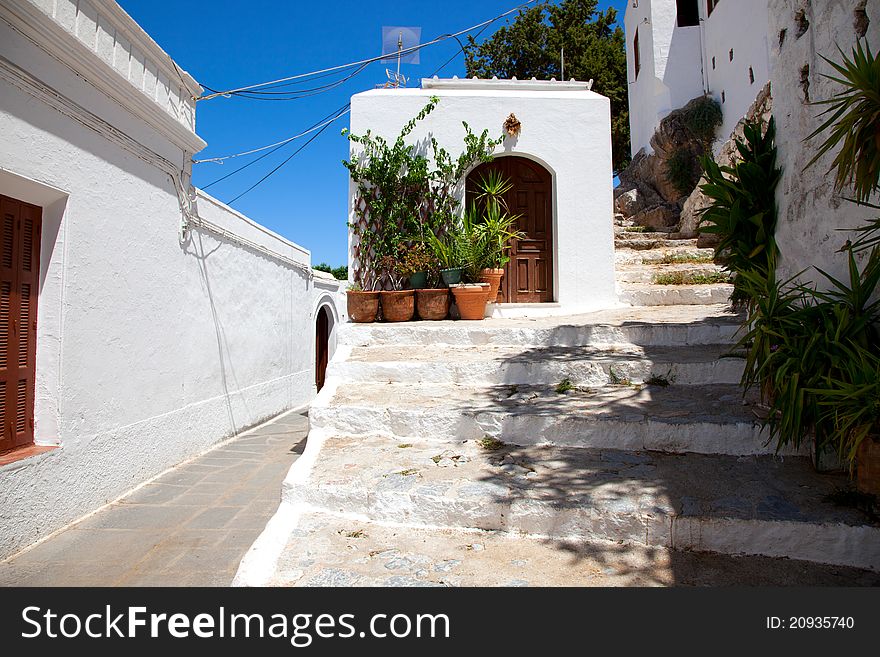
[805,39,880,205]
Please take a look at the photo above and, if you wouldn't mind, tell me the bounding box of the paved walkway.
[0,411,307,586]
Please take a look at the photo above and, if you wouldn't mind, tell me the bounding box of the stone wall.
[769,0,879,284]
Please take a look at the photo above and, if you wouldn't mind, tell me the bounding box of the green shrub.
[683,96,724,149]
[664,147,700,197]
[699,117,781,305]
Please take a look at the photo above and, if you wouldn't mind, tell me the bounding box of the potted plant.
[346,282,380,323]
[415,269,450,321]
[396,242,433,290]
[426,230,463,286]
[378,255,415,322]
[448,208,491,320]
[471,172,524,302]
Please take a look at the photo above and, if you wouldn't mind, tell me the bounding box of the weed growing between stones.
[653,271,732,285]
[555,378,574,394]
[477,437,506,451]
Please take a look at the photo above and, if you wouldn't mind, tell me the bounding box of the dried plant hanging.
[503,113,522,138]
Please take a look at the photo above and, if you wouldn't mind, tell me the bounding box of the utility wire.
[197,0,537,100]
[201,62,370,101]
[225,110,344,205]
[196,104,352,166]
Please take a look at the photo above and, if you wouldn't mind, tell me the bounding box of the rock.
[697,232,721,249]
[678,183,712,237]
[614,183,664,217]
[615,83,773,238]
[678,82,773,238]
[632,204,680,231]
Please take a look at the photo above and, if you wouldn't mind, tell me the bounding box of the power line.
[202,62,370,101]
[225,110,344,205]
[196,104,352,166]
[198,0,538,101]
[198,105,351,191]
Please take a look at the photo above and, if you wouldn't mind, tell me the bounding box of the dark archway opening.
[315,306,330,392]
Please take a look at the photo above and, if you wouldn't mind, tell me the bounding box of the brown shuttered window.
[0,195,41,454]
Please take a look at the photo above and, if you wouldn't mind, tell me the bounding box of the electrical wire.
[225,110,344,205]
[200,63,370,101]
[197,0,538,101]
[196,104,351,167]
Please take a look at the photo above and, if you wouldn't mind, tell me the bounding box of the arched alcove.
[466,156,554,303]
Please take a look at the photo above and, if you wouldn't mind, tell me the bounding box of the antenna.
[561,46,565,81]
[381,26,421,88]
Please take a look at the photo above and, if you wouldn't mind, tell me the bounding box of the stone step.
[338,305,744,348]
[331,344,745,387]
[261,509,880,586]
[283,435,880,572]
[619,283,733,306]
[615,237,700,250]
[310,382,778,455]
[615,246,717,266]
[614,229,674,239]
[615,264,727,285]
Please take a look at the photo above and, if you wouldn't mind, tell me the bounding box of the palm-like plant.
[699,117,781,304]
[805,39,880,204]
[469,171,524,271]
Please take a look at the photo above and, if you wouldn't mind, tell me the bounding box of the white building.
[625,0,771,155]
[0,0,343,558]
[347,78,617,317]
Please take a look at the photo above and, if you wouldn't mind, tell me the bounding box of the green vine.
[343,97,503,289]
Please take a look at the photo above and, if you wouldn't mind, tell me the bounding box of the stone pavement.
[0,411,307,587]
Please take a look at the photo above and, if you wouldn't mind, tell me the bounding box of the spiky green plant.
[805,39,880,204]
[809,343,880,468]
[699,117,782,305]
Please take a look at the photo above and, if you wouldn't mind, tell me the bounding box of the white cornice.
[0,0,206,154]
[89,0,201,97]
[0,54,181,178]
[422,77,594,91]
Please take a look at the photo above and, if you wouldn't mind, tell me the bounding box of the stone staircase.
[614,213,733,306]
[235,305,880,586]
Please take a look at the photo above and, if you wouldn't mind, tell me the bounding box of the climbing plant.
[343,97,502,289]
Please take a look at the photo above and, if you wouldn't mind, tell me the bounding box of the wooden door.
[0,195,41,453]
[467,157,553,303]
[315,306,329,392]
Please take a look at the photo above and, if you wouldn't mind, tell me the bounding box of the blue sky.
[118,0,628,266]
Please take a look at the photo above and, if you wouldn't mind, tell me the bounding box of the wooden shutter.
[0,195,41,454]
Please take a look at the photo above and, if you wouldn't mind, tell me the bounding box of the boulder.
[614,182,663,217]
[632,204,680,231]
[677,83,774,238]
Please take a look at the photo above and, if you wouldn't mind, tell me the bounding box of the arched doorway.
[466,156,553,303]
[315,306,330,392]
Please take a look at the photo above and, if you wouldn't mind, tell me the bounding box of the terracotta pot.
[416,288,450,321]
[379,290,415,322]
[450,284,490,321]
[856,435,880,497]
[479,268,504,302]
[347,290,379,323]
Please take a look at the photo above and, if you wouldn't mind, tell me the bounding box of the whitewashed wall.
[347,79,617,316]
[625,0,704,156]
[702,0,772,147]
[0,2,342,558]
[769,0,879,284]
[625,0,773,155]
